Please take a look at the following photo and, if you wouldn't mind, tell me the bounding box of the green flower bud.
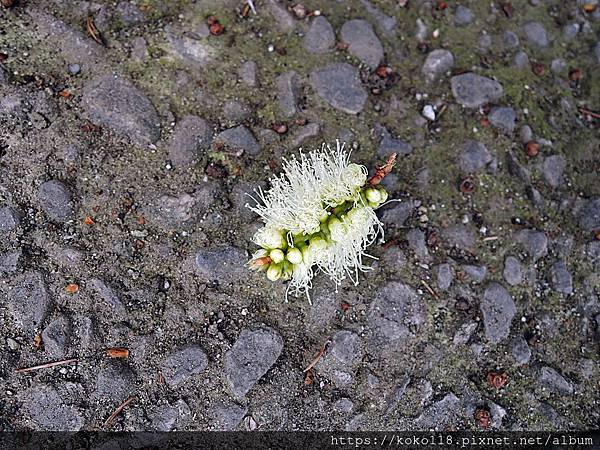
[269,248,285,264]
[286,247,303,265]
[377,186,388,204]
[365,187,381,204]
[266,264,282,281]
[281,261,293,280]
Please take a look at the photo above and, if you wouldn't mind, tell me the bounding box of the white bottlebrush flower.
[246,141,396,300]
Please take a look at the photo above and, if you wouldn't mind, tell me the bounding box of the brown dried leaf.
[105,347,129,358]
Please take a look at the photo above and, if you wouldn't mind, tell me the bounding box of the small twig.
[103,396,136,428]
[579,107,600,119]
[303,340,330,373]
[482,236,499,242]
[421,279,439,300]
[16,358,79,373]
[86,16,104,46]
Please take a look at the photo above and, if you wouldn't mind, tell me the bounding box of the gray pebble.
[195,246,248,282]
[513,50,530,69]
[562,23,580,41]
[168,116,212,167]
[503,256,523,286]
[41,316,72,358]
[276,71,302,118]
[238,61,257,87]
[523,21,549,48]
[539,366,574,395]
[214,125,261,155]
[451,73,504,108]
[303,16,335,54]
[22,385,83,431]
[577,197,600,232]
[81,75,160,146]
[441,224,476,250]
[435,263,454,290]
[502,31,520,49]
[488,107,517,134]
[407,228,430,262]
[511,336,531,365]
[7,271,51,334]
[340,19,384,69]
[458,139,492,173]
[542,155,566,188]
[310,63,368,114]
[209,402,248,431]
[162,346,208,387]
[224,326,283,397]
[95,361,136,401]
[550,260,573,295]
[292,122,320,147]
[421,49,455,83]
[38,180,74,223]
[368,282,426,346]
[454,5,474,27]
[480,282,516,344]
[461,265,487,283]
[0,206,20,232]
[151,400,191,431]
[68,64,81,75]
[377,125,413,157]
[515,229,548,262]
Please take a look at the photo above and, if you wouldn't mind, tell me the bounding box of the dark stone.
[360,0,396,37]
[511,336,531,365]
[550,260,573,295]
[168,116,212,167]
[368,282,426,346]
[376,125,413,157]
[523,21,549,48]
[454,5,474,26]
[214,126,261,156]
[461,265,487,283]
[195,246,248,283]
[162,346,208,387]
[38,180,74,223]
[480,283,516,344]
[0,206,20,232]
[539,367,574,395]
[89,278,128,319]
[151,400,191,431]
[441,224,476,250]
[224,326,283,397]
[577,198,600,232]
[95,361,136,401]
[414,393,462,430]
[303,16,335,54]
[503,256,522,286]
[451,73,504,108]
[0,250,21,274]
[380,200,416,227]
[209,402,248,431]
[117,1,145,25]
[435,263,454,290]
[310,63,368,114]
[503,31,520,49]
[276,71,302,118]
[41,316,72,357]
[422,49,455,83]
[542,155,565,189]
[488,107,517,134]
[238,61,257,87]
[515,229,548,262]
[22,385,83,431]
[223,101,251,125]
[340,19,384,69]
[7,271,51,334]
[407,228,430,262]
[81,75,160,146]
[458,140,492,173]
